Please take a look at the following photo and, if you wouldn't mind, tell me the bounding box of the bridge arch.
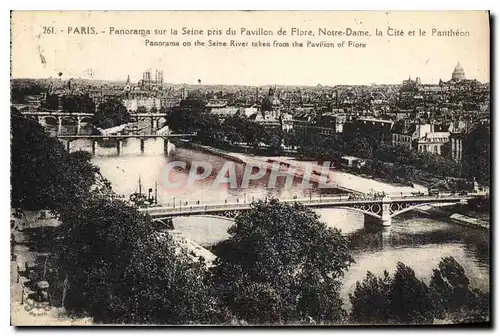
[80,116,93,123]
[60,116,77,125]
[390,202,432,218]
[40,115,57,126]
[390,201,462,218]
[189,214,236,222]
[25,114,39,121]
[329,206,383,220]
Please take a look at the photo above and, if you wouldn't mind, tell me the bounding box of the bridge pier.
[380,216,392,227]
[381,226,392,247]
[76,117,82,135]
[164,138,172,155]
[140,139,145,153]
[116,140,122,155]
[361,198,393,227]
[380,198,392,226]
[151,118,159,131]
[57,117,62,135]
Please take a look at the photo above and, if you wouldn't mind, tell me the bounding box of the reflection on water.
[69,137,489,307]
[172,215,233,247]
[86,143,338,204]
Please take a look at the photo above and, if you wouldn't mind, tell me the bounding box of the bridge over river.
[139,194,481,227]
[56,133,197,154]
[21,110,170,134]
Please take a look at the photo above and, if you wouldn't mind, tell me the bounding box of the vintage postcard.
[10,10,490,326]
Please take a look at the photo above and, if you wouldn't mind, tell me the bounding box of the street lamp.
[173,197,176,208]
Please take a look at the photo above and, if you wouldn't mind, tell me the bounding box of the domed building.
[452,62,466,81]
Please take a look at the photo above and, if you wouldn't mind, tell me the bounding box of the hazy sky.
[11,11,490,86]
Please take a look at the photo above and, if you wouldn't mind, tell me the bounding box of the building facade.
[417,131,450,155]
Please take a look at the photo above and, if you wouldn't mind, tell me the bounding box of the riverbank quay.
[449,214,489,230]
[154,230,217,268]
[415,205,489,231]
[173,141,430,196]
[175,141,247,164]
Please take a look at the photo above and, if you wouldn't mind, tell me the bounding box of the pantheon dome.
[452,62,466,81]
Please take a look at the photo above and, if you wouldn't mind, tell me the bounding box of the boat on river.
[129,177,161,209]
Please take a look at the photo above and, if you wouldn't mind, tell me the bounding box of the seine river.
[65,135,490,308]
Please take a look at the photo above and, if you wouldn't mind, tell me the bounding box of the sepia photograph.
[9,10,491,326]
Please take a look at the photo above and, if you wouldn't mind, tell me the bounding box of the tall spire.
[126,74,130,85]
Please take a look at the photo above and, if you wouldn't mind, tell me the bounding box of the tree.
[462,123,490,185]
[349,262,433,325]
[62,94,96,113]
[349,271,392,324]
[260,127,282,153]
[349,258,489,325]
[282,131,295,149]
[212,199,354,324]
[166,103,225,146]
[222,115,247,144]
[243,122,265,149]
[11,81,45,104]
[10,114,97,212]
[41,94,60,110]
[196,114,225,146]
[389,262,434,324]
[429,257,489,323]
[187,89,206,101]
[92,99,130,129]
[57,197,226,324]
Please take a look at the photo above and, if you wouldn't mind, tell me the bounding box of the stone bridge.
[21,111,168,134]
[21,111,94,134]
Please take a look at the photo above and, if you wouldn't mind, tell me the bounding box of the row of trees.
[40,93,96,113]
[167,102,283,152]
[11,82,45,104]
[350,258,489,324]
[11,108,98,211]
[461,123,491,185]
[61,94,96,114]
[11,109,489,325]
[91,99,130,129]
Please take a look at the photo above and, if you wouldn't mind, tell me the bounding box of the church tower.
[124,74,131,98]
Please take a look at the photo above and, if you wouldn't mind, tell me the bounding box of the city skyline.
[10,61,488,87]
